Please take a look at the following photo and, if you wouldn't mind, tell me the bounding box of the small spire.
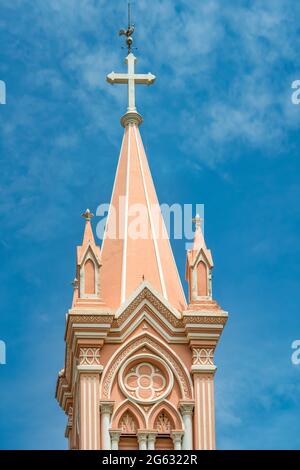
[72,277,79,289]
[192,214,203,230]
[192,214,205,252]
[82,209,94,221]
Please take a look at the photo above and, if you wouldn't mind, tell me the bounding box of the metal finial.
[119,1,135,53]
[82,208,94,221]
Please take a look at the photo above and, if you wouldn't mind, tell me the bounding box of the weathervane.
[106,1,156,127]
[119,1,135,53]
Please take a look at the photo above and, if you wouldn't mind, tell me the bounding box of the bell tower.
[56,7,228,451]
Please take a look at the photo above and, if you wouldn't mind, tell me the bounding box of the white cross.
[107,53,156,113]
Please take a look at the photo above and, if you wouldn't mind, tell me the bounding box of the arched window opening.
[118,411,139,450]
[154,411,174,450]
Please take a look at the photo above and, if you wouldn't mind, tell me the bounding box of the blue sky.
[0,0,300,450]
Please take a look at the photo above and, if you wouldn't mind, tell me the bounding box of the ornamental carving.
[79,347,101,366]
[102,337,192,399]
[122,362,167,403]
[183,315,227,325]
[67,407,73,428]
[154,412,172,433]
[112,288,182,328]
[192,348,214,366]
[119,411,138,434]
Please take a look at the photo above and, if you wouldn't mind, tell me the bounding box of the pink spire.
[192,214,206,252]
[100,123,187,311]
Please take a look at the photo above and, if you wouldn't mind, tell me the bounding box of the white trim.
[88,377,92,450]
[148,399,184,430]
[183,310,228,317]
[83,379,87,450]
[134,126,186,307]
[77,365,103,373]
[197,378,202,449]
[115,281,181,319]
[202,380,207,450]
[133,125,168,300]
[93,377,98,450]
[121,125,131,304]
[79,249,100,299]
[111,398,148,428]
[187,333,220,340]
[110,311,187,344]
[100,331,193,400]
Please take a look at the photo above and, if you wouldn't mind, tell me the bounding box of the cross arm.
[106,72,156,85]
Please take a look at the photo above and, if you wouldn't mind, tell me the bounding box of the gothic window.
[154,411,175,450]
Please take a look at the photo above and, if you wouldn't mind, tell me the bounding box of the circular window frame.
[118,353,174,404]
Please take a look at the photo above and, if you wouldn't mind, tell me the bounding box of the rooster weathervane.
[119,1,135,53]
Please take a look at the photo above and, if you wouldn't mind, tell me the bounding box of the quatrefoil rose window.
[119,356,173,404]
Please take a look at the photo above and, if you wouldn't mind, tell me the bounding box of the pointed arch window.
[118,410,139,450]
[154,411,174,450]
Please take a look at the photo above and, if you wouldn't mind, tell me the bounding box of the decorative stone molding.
[65,406,74,438]
[183,315,227,325]
[119,411,138,433]
[110,430,122,450]
[102,336,193,400]
[69,314,114,323]
[68,406,73,428]
[147,432,157,450]
[179,402,194,416]
[137,431,148,450]
[119,355,173,404]
[179,403,194,450]
[100,402,114,415]
[192,348,214,366]
[112,288,182,328]
[171,431,184,450]
[121,111,143,128]
[79,347,101,366]
[154,412,172,433]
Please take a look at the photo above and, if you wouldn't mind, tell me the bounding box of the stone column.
[77,346,103,450]
[100,402,114,450]
[138,432,148,450]
[110,430,122,450]
[171,431,184,451]
[191,347,216,450]
[179,402,194,450]
[147,432,157,450]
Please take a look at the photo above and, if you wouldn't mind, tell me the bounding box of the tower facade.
[56,21,228,451]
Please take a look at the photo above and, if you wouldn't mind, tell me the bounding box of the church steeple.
[56,7,228,452]
[102,17,186,311]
